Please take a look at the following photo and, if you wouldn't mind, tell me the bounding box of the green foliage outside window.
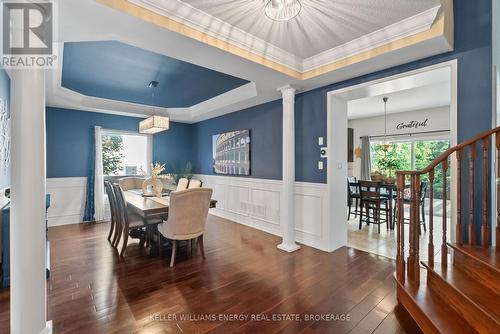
[415,140,451,199]
[102,135,124,176]
[371,140,450,198]
[371,143,411,178]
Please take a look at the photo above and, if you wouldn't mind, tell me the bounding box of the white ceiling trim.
[302,5,441,72]
[128,0,440,74]
[128,0,303,72]
[46,44,258,123]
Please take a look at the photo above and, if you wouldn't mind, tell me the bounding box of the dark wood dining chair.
[112,183,163,257]
[358,181,390,233]
[397,181,428,234]
[104,181,118,246]
[347,177,360,220]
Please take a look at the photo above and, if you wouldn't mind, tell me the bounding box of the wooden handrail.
[396,126,500,176]
[395,126,500,283]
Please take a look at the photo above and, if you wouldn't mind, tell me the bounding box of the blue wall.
[192,100,282,180]
[192,0,493,186]
[0,69,10,189]
[46,107,193,178]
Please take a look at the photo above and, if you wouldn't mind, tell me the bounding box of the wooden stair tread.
[422,261,500,321]
[395,271,477,334]
[449,243,500,272]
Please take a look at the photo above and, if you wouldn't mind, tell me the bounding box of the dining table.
[124,190,218,218]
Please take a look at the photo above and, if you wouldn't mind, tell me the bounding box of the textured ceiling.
[181,0,441,59]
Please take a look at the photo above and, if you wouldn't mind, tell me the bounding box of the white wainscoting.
[194,174,330,251]
[46,177,87,227]
[46,176,330,251]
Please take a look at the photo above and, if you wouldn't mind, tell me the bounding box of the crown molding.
[302,5,441,72]
[128,0,304,72]
[124,0,441,74]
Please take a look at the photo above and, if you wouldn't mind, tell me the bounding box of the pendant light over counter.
[139,80,170,134]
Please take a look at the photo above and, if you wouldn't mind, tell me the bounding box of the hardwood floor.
[0,215,422,333]
[347,215,451,261]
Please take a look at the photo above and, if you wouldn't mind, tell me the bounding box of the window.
[371,142,412,178]
[101,130,152,177]
[371,138,450,197]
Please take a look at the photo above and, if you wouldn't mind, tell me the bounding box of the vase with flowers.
[142,163,169,197]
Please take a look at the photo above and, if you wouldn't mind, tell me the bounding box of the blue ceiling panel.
[61,41,249,108]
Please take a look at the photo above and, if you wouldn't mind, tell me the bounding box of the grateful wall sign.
[396,118,428,131]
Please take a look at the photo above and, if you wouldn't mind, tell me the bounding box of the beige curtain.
[360,136,371,181]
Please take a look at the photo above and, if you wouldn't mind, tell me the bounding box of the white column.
[10,69,52,334]
[277,85,300,252]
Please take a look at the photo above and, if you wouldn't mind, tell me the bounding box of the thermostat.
[320,147,328,158]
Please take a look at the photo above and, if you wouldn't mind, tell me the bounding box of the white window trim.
[101,129,153,177]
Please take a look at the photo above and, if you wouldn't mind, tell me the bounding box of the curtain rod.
[360,129,450,140]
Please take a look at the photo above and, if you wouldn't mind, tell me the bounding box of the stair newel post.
[469,144,476,245]
[497,132,500,246]
[482,138,490,246]
[407,174,421,282]
[456,149,463,244]
[428,170,435,267]
[442,159,449,266]
[396,173,405,282]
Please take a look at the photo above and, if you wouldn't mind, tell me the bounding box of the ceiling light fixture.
[264,0,302,22]
[139,81,170,134]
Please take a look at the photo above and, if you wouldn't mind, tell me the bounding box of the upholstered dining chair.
[112,183,162,257]
[176,178,189,191]
[157,188,213,267]
[118,177,145,191]
[187,179,203,189]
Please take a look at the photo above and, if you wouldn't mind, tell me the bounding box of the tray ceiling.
[120,0,447,77]
[182,0,441,59]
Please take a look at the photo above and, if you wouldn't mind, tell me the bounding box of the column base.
[41,321,53,334]
[277,242,301,253]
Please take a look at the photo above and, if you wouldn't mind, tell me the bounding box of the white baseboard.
[194,174,330,251]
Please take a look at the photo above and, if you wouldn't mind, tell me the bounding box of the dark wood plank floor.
[0,215,422,333]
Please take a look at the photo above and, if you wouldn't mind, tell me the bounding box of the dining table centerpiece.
[142,163,169,197]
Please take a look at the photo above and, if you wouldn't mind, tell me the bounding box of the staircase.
[394,127,500,333]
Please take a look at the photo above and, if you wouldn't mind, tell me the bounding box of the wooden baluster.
[469,145,476,245]
[497,133,500,246]
[407,174,421,282]
[396,174,405,282]
[428,170,435,267]
[456,149,463,244]
[482,139,490,246]
[442,159,448,266]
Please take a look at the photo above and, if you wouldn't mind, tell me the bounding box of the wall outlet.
[318,161,324,170]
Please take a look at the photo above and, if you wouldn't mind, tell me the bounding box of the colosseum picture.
[212,130,251,175]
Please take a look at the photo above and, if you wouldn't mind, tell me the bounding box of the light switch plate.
[337,163,343,170]
[318,161,324,170]
[318,137,324,146]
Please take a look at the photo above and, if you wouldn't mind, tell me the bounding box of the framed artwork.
[0,99,10,176]
[212,130,251,176]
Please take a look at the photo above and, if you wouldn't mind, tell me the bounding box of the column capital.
[278,85,297,101]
